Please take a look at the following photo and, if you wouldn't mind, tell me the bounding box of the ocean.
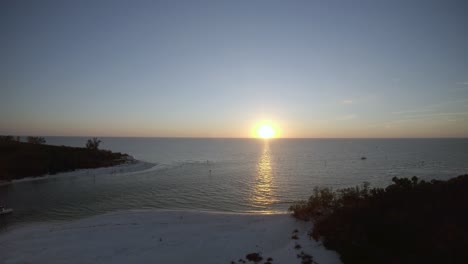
[1,138,467,230]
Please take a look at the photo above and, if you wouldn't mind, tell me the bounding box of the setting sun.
[256,124,276,139]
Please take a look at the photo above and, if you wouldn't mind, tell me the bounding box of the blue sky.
[1,0,468,137]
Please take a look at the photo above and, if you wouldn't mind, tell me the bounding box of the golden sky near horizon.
[1,1,468,138]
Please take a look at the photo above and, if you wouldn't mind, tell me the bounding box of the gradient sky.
[1,0,468,138]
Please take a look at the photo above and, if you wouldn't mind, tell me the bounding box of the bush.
[86,137,102,150]
[0,135,19,142]
[289,175,468,264]
[27,136,46,144]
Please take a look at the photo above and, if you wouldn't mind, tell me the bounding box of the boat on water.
[0,206,13,215]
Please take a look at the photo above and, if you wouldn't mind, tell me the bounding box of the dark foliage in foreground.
[289,175,468,264]
[0,140,129,181]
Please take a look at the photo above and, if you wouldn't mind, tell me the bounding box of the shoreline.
[0,159,156,187]
[0,209,342,264]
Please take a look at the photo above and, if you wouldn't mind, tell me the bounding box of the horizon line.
[6,135,468,140]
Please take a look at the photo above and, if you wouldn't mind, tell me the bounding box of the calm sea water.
[1,138,468,231]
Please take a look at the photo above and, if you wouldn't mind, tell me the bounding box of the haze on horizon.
[1,0,468,138]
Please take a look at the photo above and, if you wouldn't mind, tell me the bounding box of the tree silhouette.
[86,137,102,150]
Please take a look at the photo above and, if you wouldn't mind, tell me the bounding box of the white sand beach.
[0,210,342,264]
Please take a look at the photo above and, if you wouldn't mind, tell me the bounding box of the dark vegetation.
[290,229,316,264]
[0,136,130,181]
[232,253,273,264]
[245,252,263,263]
[26,136,46,144]
[86,137,102,150]
[296,251,317,264]
[289,175,468,264]
[0,135,20,142]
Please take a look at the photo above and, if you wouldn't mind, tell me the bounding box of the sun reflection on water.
[250,142,278,211]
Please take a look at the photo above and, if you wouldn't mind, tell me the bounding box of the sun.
[256,124,276,139]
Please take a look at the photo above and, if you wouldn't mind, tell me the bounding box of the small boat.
[0,206,13,215]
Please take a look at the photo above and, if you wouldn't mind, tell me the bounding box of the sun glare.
[256,124,276,139]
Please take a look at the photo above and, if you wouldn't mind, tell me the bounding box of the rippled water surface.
[1,138,467,230]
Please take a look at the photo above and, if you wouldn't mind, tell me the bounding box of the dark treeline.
[289,175,468,264]
[0,139,129,181]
